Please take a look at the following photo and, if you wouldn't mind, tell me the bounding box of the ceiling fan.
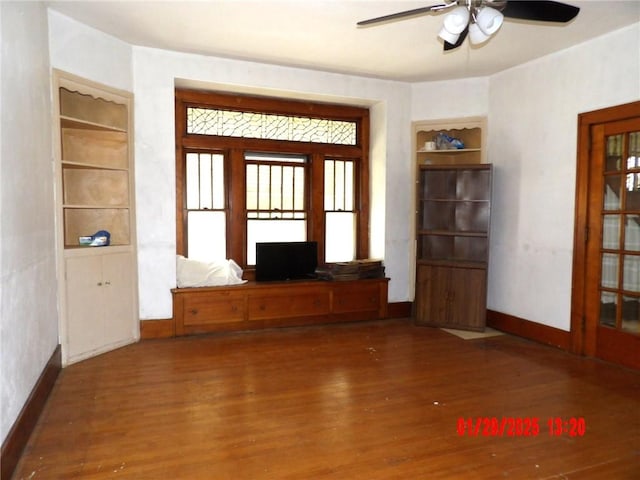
[357,0,580,50]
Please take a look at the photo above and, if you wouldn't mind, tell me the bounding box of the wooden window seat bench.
[172,277,389,336]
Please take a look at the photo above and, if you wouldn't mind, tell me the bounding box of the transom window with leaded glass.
[187,108,357,145]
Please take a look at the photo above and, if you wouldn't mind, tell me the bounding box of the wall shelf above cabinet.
[417,148,482,154]
[60,116,127,132]
[59,87,128,131]
[413,117,486,165]
[55,75,133,250]
[61,127,128,170]
[62,168,129,207]
[62,161,128,171]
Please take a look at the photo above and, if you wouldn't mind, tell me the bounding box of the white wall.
[48,10,133,92]
[132,47,413,319]
[0,1,58,444]
[411,76,490,120]
[487,23,640,331]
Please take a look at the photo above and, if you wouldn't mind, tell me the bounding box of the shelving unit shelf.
[54,70,138,365]
[413,117,486,165]
[59,85,131,250]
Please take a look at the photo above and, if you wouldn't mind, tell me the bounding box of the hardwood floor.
[12,319,640,479]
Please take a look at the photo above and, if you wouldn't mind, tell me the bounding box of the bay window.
[175,89,370,273]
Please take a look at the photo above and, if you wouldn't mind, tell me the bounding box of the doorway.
[572,101,640,370]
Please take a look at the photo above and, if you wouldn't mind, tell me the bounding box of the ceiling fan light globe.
[475,6,504,35]
[438,26,461,44]
[469,22,490,45]
[442,6,470,34]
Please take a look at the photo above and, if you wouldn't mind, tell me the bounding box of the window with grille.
[325,159,356,262]
[185,152,226,262]
[175,89,370,271]
[245,152,308,265]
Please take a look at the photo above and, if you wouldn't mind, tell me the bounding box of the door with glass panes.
[584,117,640,369]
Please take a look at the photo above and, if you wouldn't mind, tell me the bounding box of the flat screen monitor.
[255,241,318,281]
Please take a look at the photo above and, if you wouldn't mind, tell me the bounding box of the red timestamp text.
[456,417,540,437]
[456,417,587,437]
[547,417,586,437]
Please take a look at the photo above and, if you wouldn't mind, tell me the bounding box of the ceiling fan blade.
[444,26,469,51]
[357,4,449,26]
[502,1,580,23]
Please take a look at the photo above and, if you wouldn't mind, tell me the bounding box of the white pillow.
[176,255,247,288]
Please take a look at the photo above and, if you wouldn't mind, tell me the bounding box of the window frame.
[183,150,228,262]
[175,89,370,274]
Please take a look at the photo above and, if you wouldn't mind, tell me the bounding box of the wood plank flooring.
[12,319,640,479]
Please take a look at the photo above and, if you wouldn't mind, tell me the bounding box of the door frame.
[571,100,640,359]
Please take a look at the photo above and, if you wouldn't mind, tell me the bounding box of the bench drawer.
[333,283,380,313]
[183,291,245,326]
[248,288,330,320]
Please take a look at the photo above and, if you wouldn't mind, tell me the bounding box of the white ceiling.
[46,0,640,82]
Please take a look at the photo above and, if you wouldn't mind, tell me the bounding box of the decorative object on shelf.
[435,132,465,150]
[357,1,580,50]
[414,116,486,164]
[79,230,111,247]
[78,236,92,246]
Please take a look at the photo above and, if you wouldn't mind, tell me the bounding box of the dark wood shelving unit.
[414,163,492,331]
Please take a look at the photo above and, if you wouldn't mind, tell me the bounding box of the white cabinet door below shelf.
[101,252,136,346]
[64,251,137,363]
[65,254,105,360]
